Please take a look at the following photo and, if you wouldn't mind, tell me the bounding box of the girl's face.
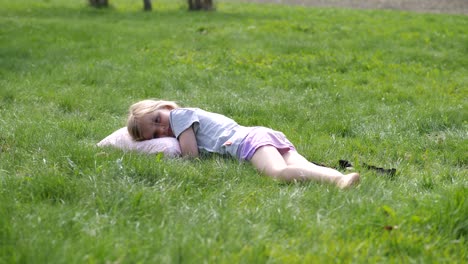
[140,108,174,140]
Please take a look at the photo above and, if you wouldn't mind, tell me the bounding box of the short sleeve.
[170,108,200,138]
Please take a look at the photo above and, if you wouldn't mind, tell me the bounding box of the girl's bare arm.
[178,127,199,158]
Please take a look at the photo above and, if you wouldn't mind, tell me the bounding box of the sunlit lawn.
[0,0,467,263]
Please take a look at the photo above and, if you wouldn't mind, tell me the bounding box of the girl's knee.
[258,165,286,178]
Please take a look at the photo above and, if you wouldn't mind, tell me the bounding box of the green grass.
[1,0,467,262]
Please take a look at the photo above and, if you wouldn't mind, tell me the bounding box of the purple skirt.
[237,127,296,161]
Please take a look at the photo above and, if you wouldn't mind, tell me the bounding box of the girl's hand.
[178,126,199,158]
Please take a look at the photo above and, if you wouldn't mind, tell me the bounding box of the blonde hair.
[127,99,179,141]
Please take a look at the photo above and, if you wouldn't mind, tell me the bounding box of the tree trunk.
[188,0,214,11]
[89,0,109,8]
[143,0,152,11]
[204,0,213,10]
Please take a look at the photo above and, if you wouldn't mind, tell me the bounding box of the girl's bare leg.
[283,151,360,188]
[250,146,360,188]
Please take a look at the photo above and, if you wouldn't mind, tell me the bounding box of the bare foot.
[337,173,360,189]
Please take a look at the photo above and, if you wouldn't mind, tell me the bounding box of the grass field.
[1,0,467,263]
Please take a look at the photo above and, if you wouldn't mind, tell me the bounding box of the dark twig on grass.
[338,160,396,178]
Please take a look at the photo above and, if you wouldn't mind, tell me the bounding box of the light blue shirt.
[170,108,253,157]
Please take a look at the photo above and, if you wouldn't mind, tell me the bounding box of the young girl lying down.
[127,99,360,189]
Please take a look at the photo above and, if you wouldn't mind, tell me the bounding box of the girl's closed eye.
[154,115,160,124]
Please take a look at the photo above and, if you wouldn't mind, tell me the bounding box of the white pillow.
[97,127,181,157]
